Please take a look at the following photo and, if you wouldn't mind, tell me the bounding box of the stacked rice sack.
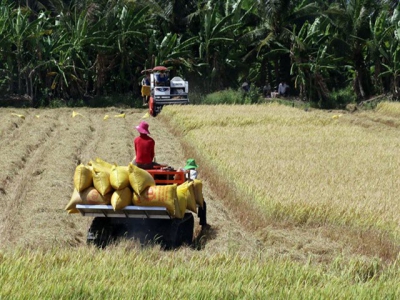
[65,158,205,219]
[110,164,132,210]
[65,158,114,213]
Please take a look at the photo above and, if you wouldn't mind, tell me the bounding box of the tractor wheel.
[149,97,155,116]
[149,97,163,117]
[180,213,194,245]
[154,105,163,116]
[87,217,115,248]
[168,213,194,248]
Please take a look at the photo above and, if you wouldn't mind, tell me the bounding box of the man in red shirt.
[133,121,164,169]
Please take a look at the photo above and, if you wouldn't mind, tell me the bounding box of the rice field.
[0,246,399,299]
[161,103,400,240]
[0,103,399,298]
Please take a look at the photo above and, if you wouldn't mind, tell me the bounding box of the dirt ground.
[0,107,259,253]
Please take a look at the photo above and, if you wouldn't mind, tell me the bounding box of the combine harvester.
[147,66,189,117]
[75,167,196,249]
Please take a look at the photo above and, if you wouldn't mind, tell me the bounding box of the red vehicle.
[76,168,195,249]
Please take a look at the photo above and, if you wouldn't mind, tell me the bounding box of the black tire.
[168,213,194,248]
[87,217,115,248]
[181,213,194,245]
[153,105,162,117]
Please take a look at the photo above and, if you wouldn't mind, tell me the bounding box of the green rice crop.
[0,247,398,299]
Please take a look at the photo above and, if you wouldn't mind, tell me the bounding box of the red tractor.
[76,168,196,249]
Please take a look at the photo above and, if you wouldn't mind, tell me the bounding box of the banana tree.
[325,0,381,100]
[4,6,49,96]
[144,0,197,35]
[380,23,400,99]
[190,3,242,89]
[17,0,59,16]
[101,2,151,93]
[250,0,320,89]
[150,32,198,72]
[289,18,340,103]
[37,8,106,99]
[366,10,393,94]
[0,1,13,93]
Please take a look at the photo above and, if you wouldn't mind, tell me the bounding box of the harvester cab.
[148,66,189,117]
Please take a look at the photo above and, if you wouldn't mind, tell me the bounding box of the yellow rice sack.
[177,181,197,213]
[141,85,151,97]
[133,185,178,216]
[111,187,133,210]
[95,157,113,168]
[92,168,113,195]
[128,163,155,195]
[86,188,112,205]
[110,165,129,190]
[88,158,113,173]
[65,188,84,211]
[192,179,204,208]
[65,187,112,212]
[73,164,93,192]
[175,188,187,219]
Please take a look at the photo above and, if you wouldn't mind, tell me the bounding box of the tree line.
[1,0,399,108]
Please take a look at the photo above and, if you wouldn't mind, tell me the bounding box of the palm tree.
[252,0,320,90]
[324,0,381,100]
[379,4,400,99]
[186,1,245,90]
[145,0,198,35]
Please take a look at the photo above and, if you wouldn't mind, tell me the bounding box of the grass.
[160,103,400,239]
[375,101,400,118]
[0,246,399,299]
[203,88,264,105]
[1,104,399,298]
[37,93,142,108]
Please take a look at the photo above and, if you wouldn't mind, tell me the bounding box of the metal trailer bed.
[77,168,195,249]
[77,203,194,249]
[76,204,172,219]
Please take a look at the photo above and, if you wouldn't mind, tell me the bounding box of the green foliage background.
[1,0,400,108]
